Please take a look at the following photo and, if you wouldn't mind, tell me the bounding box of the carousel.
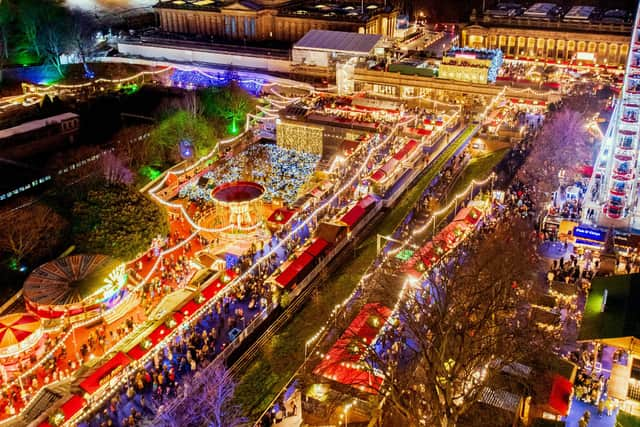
[23,255,127,321]
[210,181,265,232]
[0,313,44,364]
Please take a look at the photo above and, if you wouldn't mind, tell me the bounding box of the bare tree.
[16,0,43,59]
[150,363,247,427]
[100,152,134,186]
[0,1,12,62]
[68,9,98,78]
[0,204,66,264]
[111,124,157,170]
[324,217,559,427]
[39,7,72,77]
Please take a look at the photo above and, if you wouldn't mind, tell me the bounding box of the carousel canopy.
[0,313,41,350]
[24,255,123,308]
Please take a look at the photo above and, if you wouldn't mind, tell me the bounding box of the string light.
[62,88,406,426]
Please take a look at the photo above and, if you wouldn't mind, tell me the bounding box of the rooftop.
[294,30,382,54]
[279,2,394,22]
[578,273,640,342]
[0,112,78,140]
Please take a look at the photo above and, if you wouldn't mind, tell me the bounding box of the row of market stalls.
[370,139,420,191]
[39,269,238,427]
[270,194,379,292]
[405,202,486,279]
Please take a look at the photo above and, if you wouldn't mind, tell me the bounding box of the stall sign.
[573,225,606,242]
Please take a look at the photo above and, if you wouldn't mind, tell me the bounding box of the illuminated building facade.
[154,0,398,43]
[584,4,640,230]
[438,47,503,84]
[461,14,631,66]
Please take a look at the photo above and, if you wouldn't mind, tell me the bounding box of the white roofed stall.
[292,30,383,67]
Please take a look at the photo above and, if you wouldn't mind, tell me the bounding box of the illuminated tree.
[68,9,97,78]
[39,7,72,77]
[100,152,134,186]
[518,108,591,206]
[150,110,218,162]
[0,1,12,63]
[16,0,44,59]
[329,217,558,427]
[200,82,256,136]
[149,363,247,427]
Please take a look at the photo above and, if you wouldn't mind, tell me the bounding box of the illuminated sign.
[573,225,606,242]
[455,53,477,59]
[102,263,127,300]
[576,52,595,61]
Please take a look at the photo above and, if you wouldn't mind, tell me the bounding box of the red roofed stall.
[274,252,316,290]
[393,139,418,161]
[305,238,330,257]
[314,303,391,393]
[60,395,86,419]
[79,352,131,394]
[548,374,573,416]
[267,207,297,226]
[340,205,367,228]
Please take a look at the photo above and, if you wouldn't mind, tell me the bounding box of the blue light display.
[169,69,264,95]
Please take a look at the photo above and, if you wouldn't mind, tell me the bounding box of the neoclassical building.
[154,0,398,43]
[461,15,631,66]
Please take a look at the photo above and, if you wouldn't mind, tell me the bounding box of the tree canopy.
[71,185,169,260]
[150,110,218,162]
[199,82,256,136]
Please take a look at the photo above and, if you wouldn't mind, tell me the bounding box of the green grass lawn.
[444,148,509,205]
[232,125,477,418]
[617,411,640,427]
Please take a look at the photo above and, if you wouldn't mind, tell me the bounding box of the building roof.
[0,112,78,140]
[294,30,381,55]
[578,273,640,343]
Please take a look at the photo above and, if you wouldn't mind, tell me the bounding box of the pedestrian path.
[565,398,617,427]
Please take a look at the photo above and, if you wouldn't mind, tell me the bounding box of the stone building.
[154,0,398,43]
[461,14,631,66]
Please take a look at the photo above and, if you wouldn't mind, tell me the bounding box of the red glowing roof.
[357,194,378,210]
[149,324,172,346]
[548,374,572,415]
[305,238,330,257]
[267,207,297,225]
[79,352,131,394]
[127,345,147,361]
[407,127,432,136]
[313,303,391,393]
[211,181,264,203]
[340,205,367,228]
[371,169,386,182]
[61,395,86,419]
[393,139,419,161]
[274,252,315,289]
